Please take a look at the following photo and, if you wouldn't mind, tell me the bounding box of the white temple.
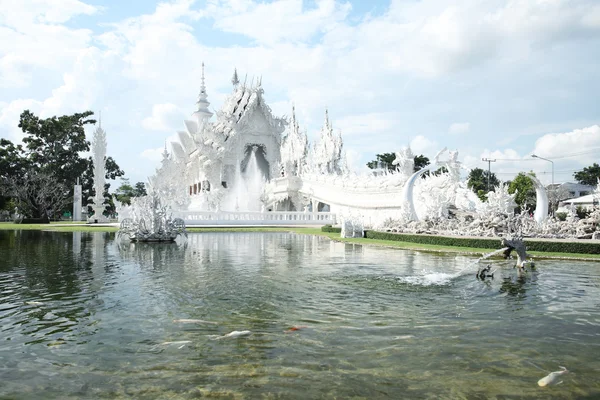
[148,64,349,216]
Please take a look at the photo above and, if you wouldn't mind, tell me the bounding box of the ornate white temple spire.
[193,62,214,122]
[231,68,239,87]
[161,140,169,159]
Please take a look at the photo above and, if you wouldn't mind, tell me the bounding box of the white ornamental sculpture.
[310,110,346,175]
[280,106,308,177]
[73,179,82,221]
[87,121,109,223]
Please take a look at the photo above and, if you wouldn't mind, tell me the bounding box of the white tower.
[87,117,109,223]
[192,62,213,124]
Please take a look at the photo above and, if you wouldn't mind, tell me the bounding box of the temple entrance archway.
[241,144,270,180]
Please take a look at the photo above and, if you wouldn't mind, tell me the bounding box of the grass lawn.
[1,222,599,261]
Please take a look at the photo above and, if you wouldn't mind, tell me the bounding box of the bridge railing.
[173,211,336,226]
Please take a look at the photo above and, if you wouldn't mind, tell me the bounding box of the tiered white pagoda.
[149,64,347,214]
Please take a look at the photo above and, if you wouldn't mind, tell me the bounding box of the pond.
[0,230,599,399]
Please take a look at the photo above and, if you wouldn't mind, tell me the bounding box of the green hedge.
[321,224,341,233]
[364,231,600,255]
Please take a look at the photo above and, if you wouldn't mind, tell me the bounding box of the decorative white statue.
[87,121,109,223]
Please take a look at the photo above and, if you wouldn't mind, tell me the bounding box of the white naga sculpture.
[88,121,109,223]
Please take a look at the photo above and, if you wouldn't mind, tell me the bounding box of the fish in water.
[157,340,192,349]
[284,326,308,333]
[173,319,217,325]
[211,330,252,340]
[25,301,44,306]
[538,366,568,387]
[159,340,192,346]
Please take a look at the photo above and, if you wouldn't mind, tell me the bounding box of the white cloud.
[410,135,438,156]
[533,125,600,161]
[2,0,599,187]
[0,0,98,26]
[335,113,398,137]
[140,147,165,162]
[206,0,352,46]
[449,122,470,134]
[0,0,98,88]
[142,103,183,131]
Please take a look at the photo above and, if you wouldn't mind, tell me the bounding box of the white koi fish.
[159,340,192,346]
[538,366,568,387]
[173,319,217,325]
[211,330,252,340]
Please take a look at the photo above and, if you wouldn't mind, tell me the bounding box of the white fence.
[174,211,336,226]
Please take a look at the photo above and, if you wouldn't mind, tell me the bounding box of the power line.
[491,147,600,162]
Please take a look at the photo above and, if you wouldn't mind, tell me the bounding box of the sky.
[1,0,599,187]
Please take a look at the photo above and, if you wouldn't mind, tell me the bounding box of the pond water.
[0,230,599,399]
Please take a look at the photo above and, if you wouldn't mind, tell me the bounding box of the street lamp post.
[531,154,554,186]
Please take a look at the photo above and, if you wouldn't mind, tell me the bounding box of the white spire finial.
[193,61,213,121]
[231,67,239,87]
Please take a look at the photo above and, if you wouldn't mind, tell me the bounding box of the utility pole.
[481,158,497,192]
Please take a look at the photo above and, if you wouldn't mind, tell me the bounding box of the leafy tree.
[134,181,147,197]
[413,155,430,172]
[113,179,147,207]
[573,163,600,186]
[7,172,69,220]
[467,167,500,200]
[114,179,135,205]
[508,172,537,213]
[0,139,28,210]
[3,110,124,218]
[19,110,94,184]
[366,153,395,171]
[366,153,430,172]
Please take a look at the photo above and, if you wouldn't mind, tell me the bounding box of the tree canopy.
[114,179,147,206]
[508,172,537,212]
[1,110,124,219]
[573,163,600,186]
[366,152,430,172]
[467,167,500,200]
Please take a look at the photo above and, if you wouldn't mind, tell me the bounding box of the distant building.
[548,182,595,201]
[555,182,598,212]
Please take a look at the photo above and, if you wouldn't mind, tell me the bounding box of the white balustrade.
[173,211,336,226]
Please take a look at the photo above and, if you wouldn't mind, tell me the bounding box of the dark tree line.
[366,152,430,172]
[0,110,126,220]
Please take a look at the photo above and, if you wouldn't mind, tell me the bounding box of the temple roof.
[213,80,286,138]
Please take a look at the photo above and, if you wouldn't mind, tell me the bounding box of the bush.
[364,230,600,255]
[555,212,567,221]
[321,224,341,233]
[16,217,50,224]
[576,206,591,220]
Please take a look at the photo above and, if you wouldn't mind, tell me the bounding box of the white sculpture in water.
[88,121,109,223]
[118,188,187,242]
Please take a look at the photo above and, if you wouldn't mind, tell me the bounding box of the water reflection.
[0,230,599,399]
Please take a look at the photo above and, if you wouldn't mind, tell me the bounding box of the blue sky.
[1,0,599,186]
